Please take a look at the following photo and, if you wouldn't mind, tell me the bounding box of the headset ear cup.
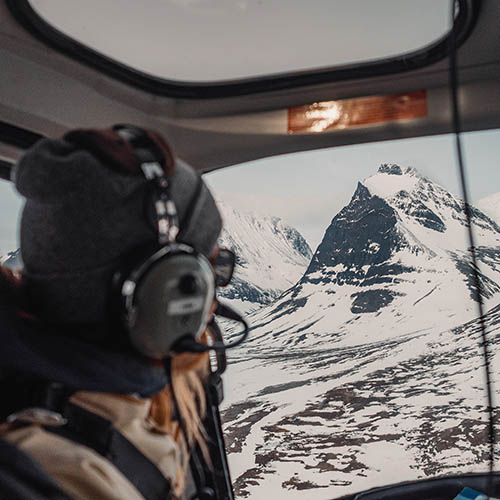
[118,245,215,359]
[111,244,156,327]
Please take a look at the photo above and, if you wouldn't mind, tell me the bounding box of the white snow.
[476,192,500,224]
[363,167,419,199]
[217,201,312,312]
[218,164,500,499]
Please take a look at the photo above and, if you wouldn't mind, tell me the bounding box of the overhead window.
[8,0,478,97]
[27,0,451,82]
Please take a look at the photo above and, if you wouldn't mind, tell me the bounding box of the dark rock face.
[378,164,403,175]
[305,183,401,279]
[277,221,312,260]
[476,246,500,267]
[362,263,413,286]
[302,183,408,300]
[218,276,279,305]
[287,182,417,315]
[408,202,446,232]
[395,191,446,232]
[450,251,500,301]
[350,289,401,313]
[469,205,500,233]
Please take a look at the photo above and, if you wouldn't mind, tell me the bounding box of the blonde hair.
[148,329,214,492]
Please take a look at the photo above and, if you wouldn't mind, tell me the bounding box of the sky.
[205,128,500,249]
[1,128,499,256]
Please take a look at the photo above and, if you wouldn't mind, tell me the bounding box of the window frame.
[6,0,480,100]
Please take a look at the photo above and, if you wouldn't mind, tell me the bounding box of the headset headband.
[113,125,179,245]
[64,125,179,246]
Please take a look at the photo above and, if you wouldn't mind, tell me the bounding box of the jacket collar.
[0,269,167,397]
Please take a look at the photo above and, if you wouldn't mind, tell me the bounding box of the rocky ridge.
[221,164,500,499]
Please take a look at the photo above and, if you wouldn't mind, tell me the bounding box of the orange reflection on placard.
[288,90,427,134]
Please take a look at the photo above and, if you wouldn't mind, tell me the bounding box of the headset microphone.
[172,301,249,354]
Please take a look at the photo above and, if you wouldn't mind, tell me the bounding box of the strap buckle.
[3,380,73,427]
[7,408,67,427]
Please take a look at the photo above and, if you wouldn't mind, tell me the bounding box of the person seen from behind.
[0,125,241,500]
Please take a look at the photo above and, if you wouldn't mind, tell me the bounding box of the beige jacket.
[0,391,188,500]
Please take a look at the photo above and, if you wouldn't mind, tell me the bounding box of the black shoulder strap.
[45,403,171,500]
[203,372,234,500]
[184,370,233,500]
[193,321,234,500]
[0,379,171,500]
[1,372,235,500]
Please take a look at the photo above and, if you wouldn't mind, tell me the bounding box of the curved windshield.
[205,129,500,498]
[1,129,498,498]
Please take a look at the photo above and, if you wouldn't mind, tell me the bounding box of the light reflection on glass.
[289,90,427,134]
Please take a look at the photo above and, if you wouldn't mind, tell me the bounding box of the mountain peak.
[216,202,312,312]
[378,163,403,175]
[377,163,421,178]
[351,182,372,203]
[364,164,420,200]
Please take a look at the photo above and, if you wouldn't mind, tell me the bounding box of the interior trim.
[0,159,13,182]
[0,120,43,149]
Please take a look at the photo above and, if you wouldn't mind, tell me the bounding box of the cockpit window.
[0,128,498,497]
[205,129,500,498]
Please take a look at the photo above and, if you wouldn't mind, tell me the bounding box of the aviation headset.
[110,124,241,359]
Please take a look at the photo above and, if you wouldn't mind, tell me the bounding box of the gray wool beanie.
[14,133,222,324]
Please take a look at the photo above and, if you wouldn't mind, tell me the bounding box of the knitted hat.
[14,127,222,324]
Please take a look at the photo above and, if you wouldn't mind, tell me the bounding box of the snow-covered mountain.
[242,164,500,348]
[0,248,21,271]
[221,164,500,499]
[477,192,500,225]
[217,202,312,313]
[0,205,312,315]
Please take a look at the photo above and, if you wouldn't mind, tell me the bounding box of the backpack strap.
[202,372,234,500]
[45,404,171,500]
[0,378,171,500]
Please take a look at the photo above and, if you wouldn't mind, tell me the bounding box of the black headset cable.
[449,0,496,495]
